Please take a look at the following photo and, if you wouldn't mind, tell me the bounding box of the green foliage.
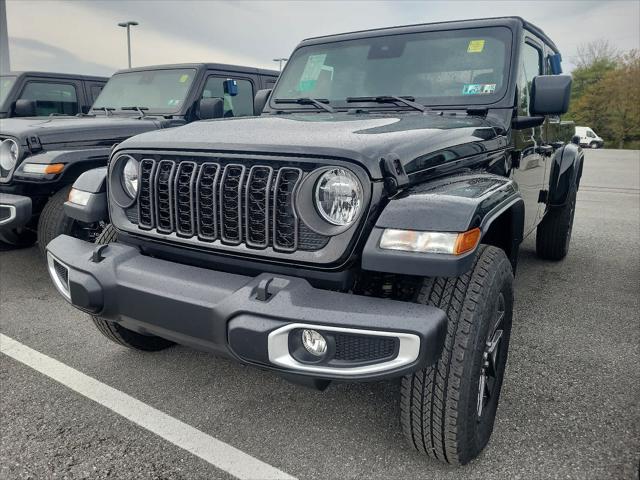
[567,43,640,149]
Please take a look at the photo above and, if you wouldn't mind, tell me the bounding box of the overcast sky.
[5,0,640,76]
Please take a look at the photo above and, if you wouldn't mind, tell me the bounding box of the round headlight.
[0,139,19,171]
[315,168,362,226]
[121,156,139,198]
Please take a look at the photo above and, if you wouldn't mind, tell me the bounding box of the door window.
[201,77,254,117]
[517,42,543,115]
[19,82,79,115]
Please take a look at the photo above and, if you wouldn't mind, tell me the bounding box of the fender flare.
[13,147,111,185]
[549,143,584,207]
[362,173,525,277]
[63,167,109,223]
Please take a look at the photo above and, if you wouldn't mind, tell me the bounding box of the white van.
[575,126,604,149]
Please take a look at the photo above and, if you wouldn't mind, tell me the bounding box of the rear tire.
[400,245,514,465]
[90,223,174,351]
[536,185,577,261]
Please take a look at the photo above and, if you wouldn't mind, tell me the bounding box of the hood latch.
[381,155,409,195]
[27,135,42,153]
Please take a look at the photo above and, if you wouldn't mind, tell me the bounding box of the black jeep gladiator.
[0,71,108,119]
[46,17,582,464]
[0,63,277,249]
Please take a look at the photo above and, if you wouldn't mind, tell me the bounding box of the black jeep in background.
[0,71,108,119]
[0,63,277,249]
[47,17,582,464]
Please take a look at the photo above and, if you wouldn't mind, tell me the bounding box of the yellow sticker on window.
[179,74,190,83]
[467,40,485,53]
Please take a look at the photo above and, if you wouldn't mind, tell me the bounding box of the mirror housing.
[571,135,581,145]
[254,89,272,115]
[530,75,572,116]
[223,79,238,97]
[13,99,37,117]
[197,97,224,120]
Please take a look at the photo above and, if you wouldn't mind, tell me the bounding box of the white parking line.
[0,333,296,480]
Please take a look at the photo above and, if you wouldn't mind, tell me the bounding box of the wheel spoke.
[477,374,487,417]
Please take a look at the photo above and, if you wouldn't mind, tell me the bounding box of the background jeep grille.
[128,157,329,252]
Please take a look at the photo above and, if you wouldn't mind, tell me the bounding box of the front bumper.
[0,193,31,231]
[46,235,447,381]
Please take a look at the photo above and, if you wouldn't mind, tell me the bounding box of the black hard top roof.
[112,63,279,78]
[4,71,109,81]
[300,16,559,53]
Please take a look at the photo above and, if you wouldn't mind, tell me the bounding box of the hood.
[0,115,162,148]
[119,112,508,178]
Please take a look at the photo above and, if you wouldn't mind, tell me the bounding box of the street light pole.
[273,58,288,72]
[118,21,139,68]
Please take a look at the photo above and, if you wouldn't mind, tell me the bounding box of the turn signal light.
[453,228,481,255]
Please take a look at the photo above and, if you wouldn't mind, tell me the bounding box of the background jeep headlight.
[122,156,139,198]
[315,168,362,226]
[0,139,19,171]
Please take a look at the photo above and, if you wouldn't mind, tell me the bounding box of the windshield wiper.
[346,96,427,112]
[121,106,149,117]
[274,97,334,113]
[93,107,115,117]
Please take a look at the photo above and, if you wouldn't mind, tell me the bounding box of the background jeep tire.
[536,184,577,261]
[589,142,599,149]
[37,186,104,256]
[0,227,37,248]
[400,245,514,465]
[90,223,174,351]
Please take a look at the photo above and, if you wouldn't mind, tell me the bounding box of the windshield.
[272,26,512,109]
[92,68,196,114]
[0,76,17,108]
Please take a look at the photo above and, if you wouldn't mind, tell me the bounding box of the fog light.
[301,329,327,356]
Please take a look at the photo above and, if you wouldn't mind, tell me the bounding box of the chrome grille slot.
[155,160,176,233]
[138,159,156,229]
[273,168,302,252]
[195,162,220,241]
[174,161,197,237]
[245,166,273,248]
[219,164,245,245]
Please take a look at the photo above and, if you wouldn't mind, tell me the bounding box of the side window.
[19,82,79,115]
[517,42,543,115]
[201,76,254,117]
[90,85,104,103]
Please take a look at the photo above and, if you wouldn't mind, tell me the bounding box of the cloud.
[5,0,640,76]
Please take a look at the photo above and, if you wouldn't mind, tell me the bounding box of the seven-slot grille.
[132,158,327,252]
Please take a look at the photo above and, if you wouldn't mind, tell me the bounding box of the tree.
[573,39,620,69]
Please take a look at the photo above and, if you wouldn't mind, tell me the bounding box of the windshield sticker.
[462,83,496,95]
[298,54,327,92]
[467,40,485,53]
[179,74,190,83]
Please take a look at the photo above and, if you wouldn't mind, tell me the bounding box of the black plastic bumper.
[0,193,32,231]
[46,235,447,381]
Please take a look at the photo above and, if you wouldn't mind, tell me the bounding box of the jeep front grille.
[129,158,329,252]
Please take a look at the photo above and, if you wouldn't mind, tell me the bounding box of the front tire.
[400,245,514,465]
[90,223,174,351]
[37,186,104,256]
[589,142,599,149]
[0,227,37,248]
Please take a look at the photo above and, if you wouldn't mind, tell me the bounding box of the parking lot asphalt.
[1,149,639,480]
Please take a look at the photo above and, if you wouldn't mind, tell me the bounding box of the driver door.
[512,39,547,236]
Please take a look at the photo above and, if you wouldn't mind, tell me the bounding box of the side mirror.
[254,89,272,116]
[223,79,238,97]
[197,97,224,120]
[571,135,581,145]
[530,75,572,116]
[13,99,37,117]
